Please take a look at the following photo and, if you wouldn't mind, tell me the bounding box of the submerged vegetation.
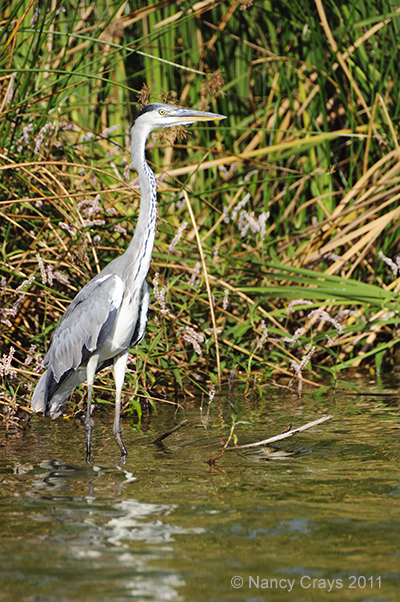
[1,0,400,423]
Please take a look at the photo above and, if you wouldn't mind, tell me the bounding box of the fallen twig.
[152,419,189,444]
[227,415,333,450]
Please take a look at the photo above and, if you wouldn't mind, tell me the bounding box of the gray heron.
[31,102,226,462]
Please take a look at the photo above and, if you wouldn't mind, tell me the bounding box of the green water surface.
[1,381,399,601]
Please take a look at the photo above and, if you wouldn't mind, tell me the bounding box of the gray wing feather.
[45,273,125,383]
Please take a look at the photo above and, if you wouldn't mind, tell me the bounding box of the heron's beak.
[168,107,226,124]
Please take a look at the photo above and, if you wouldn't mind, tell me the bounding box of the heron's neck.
[124,125,157,283]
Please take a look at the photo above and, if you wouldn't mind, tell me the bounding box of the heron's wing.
[45,273,125,384]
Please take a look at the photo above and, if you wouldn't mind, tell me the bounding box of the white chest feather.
[99,289,139,361]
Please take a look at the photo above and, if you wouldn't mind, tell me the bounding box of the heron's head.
[132,102,226,137]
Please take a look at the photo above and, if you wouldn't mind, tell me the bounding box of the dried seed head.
[203,69,225,99]
[137,83,151,108]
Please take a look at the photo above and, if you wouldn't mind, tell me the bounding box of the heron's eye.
[159,109,165,115]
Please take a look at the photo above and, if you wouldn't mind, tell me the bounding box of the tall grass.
[1,0,400,421]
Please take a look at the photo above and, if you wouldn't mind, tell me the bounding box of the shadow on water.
[1,379,400,601]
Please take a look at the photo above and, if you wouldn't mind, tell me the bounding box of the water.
[1,380,399,601]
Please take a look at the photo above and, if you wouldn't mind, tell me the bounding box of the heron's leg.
[113,350,129,458]
[85,354,99,464]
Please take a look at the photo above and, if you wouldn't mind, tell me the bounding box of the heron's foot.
[85,417,93,464]
[114,427,127,458]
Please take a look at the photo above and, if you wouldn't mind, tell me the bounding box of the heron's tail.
[31,368,76,419]
[34,366,88,419]
[31,369,51,414]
